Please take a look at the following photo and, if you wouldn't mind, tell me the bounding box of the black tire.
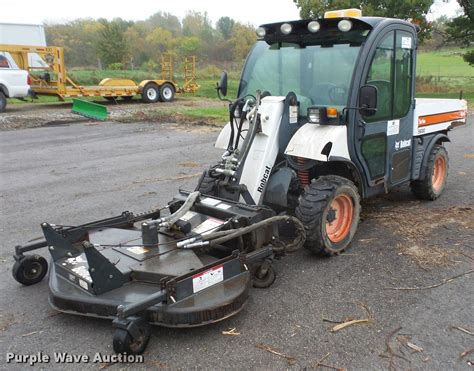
[159,83,175,102]
[296,175,361,256]
[12,255,48,285]
[195,171,216,196]
[141,83,160,103]
[0,91,7,113]
[411,145,449,200]
[252,262,276,288]
[113,318,151,355]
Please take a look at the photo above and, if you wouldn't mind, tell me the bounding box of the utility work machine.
[11,9,467,355]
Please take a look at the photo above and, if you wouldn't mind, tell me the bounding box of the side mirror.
[216,71,228,97]
[358,85,377,117]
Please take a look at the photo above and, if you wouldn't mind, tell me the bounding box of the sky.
[0,0,462,26]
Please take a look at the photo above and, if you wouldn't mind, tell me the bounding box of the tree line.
[45,11,256,70]
[46,1,473,70]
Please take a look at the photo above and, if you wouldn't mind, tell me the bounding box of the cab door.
[354,27,416,190]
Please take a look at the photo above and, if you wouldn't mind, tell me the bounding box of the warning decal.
[192,265,224,293]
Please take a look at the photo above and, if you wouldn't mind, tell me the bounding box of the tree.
[293,0,434,39]
[96,19,130,66]
[217,16,235,39]
[147,12,181,36]
[230,23,256,61]
[444,0,474,65]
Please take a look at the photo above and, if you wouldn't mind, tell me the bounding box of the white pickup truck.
[0,51,31,112]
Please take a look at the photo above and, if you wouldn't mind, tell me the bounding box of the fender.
[0,83,10,97]
[419,133,450,178]
[328,156,366,198]
[284,123,350,161]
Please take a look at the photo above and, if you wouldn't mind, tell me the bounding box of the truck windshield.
[239,41,361,112]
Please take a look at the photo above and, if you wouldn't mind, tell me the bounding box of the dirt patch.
[364,203,474,269]
[0,97,226,131]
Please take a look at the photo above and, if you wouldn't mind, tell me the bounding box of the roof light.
[256,27,266,38]
[307,21,321,33]
[324,8,362,18]
[338,19,353,32]
[280,23,293,35]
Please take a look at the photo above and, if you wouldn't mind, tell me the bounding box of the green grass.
[416,48,474,77]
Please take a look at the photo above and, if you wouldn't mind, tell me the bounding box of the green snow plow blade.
[72,99,108,121]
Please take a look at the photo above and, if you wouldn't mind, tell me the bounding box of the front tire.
[0,91,7,112]
[12,255,48,285]
[411,144,449,200]
[296,175,360,256]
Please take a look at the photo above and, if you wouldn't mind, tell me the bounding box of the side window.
[0,52,11,68]
[365,32,394,122]
[393,32,413,118]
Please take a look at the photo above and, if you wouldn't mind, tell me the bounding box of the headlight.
[338,19,353,32]
[308,107,320,123]
[280,23,293,35]
[256,27,266,38]
[307,21,320,33]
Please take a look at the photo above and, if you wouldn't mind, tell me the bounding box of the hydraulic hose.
[146,191,200,229]
[202,215,306,254]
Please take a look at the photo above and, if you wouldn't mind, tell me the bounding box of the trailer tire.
[0,91,6,113]
[159,83,175,102]
[411,145,449,200]
[296,175,360,256]
[141,83,160,103]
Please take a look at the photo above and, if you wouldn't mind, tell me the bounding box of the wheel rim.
[146,88,157,100]
[432,155,446,193]
[326,194,353,243]
[162,86,173,100]
[23,262,42,280]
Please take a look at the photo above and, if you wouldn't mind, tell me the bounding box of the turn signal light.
[327,107,338,118]
[324,8,362,18]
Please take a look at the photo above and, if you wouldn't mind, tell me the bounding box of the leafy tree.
[444,0,474,65]
[293,0,434,39]
[147,12,181,36]
[230,23,256,61]
[96,19,130,65]
[217,16,235,39]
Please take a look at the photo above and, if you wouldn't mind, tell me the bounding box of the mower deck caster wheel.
[113,318,151,355]
[12,255,48,286]
[252,261,276,289]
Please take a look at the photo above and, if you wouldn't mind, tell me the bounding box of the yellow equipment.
[0,44,199,103]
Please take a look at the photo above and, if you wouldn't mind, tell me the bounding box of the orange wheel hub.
[432,155,446,193]
[326,194,353,243]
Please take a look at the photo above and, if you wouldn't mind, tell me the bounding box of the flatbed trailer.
[0,44,199,103]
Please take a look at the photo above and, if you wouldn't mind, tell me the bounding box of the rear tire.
[141,83,160,103]
[0,91,7,112]
[411,145,449,200]
[296,175,360,256]
[159,83,175,102]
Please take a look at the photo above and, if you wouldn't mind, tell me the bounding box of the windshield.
[239,41,361,113]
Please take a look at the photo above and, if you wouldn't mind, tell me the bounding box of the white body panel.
[0,23,46,46]
[414,98,467,136]
[284,123,350,161]
[240,97,285,204]
[215,120,249,150]
[0,52,30,98]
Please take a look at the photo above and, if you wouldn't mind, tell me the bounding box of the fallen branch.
[386,269,474,291]
[460,348,474,359]
[255,343,297,365]
[451,326,474,336]
[314,353,331,367]
[381,327,411,371]
[331,319,369,332]
[222,328,240,336]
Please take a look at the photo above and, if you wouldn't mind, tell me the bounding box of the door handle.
[357,120,366,139]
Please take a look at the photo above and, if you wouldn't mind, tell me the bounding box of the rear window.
[0,52,11,68]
